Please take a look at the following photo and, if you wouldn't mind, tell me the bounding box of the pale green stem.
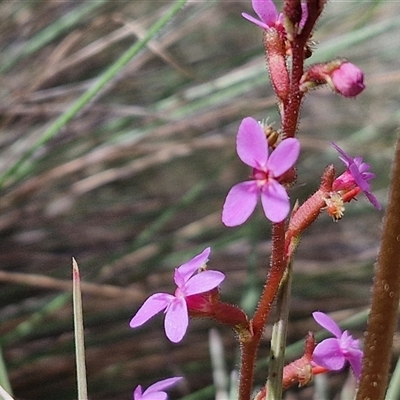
[266,261,293,400]
[73,258,88,400]
[209,328,229,400]
[385,354,400,400]
[0,384,14,400]
[0,348,12,397]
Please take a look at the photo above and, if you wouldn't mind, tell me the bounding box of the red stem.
[238,222,287,400]
[237,3,327,397]
[282,40,305,138]
[253,222,286,331]
[239,339,261,400]
[282,0,320,138]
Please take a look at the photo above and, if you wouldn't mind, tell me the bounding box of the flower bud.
[300,60,365,97]
[264,28,290,101]
[331,62,365,97]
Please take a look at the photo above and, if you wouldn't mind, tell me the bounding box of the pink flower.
[133,377,183,400]
[129,247,225,343]
[332,142,381,209]
[331,62,365,97]
[222,117,300,225]
[312,311,363,378]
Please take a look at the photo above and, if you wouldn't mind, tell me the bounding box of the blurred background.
[0,1,399,399]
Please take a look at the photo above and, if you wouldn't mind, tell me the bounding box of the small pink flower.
[222,117,300,226]
[312,311,363,378]
[332,142,381,209]
[331,62,365,97]
[133,377,183,400]
[129,247,225,343]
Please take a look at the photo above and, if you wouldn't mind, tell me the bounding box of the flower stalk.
[127,2,382,399]
[238,221,287,400]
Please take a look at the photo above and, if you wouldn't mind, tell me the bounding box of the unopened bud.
[331,62,365,97]
[300,60,365,97]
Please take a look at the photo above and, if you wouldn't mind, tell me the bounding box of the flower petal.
[267,138,300,177]
[312,311,342,338]
[184,270,225,296]
[176,247,211,283]
[173,268,186,292]
[130,293,172,328]
[349,163,370,191]
[313,338,346,371]
[331,142,352,167]
[365,190,381,210]
[361,171,375,181]
[241,13,270,30]
[164,298,188,343]
[299,2,308,31]
[260,179,289,222]
[141,393,167,400]
[346,348,364,378]
[252,0,278,27]
[145,377,183,394]
[222,181,259,226]
[133,385,143,400]
[236,117,268,169]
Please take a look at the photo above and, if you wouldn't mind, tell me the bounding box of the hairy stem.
[282,0,321,138]
[239,339,260,400]
[238,222,287,400]
[253,222,286,333]
[356,136,400,400]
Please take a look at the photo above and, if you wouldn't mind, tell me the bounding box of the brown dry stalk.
[356,134,400,400]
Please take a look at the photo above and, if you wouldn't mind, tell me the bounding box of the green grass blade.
[73,258,88,400]
[385,353,400,400]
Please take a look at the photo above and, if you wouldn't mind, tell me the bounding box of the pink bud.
[331,62,365,97]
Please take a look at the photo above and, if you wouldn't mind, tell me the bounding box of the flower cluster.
[127,1,382,397]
